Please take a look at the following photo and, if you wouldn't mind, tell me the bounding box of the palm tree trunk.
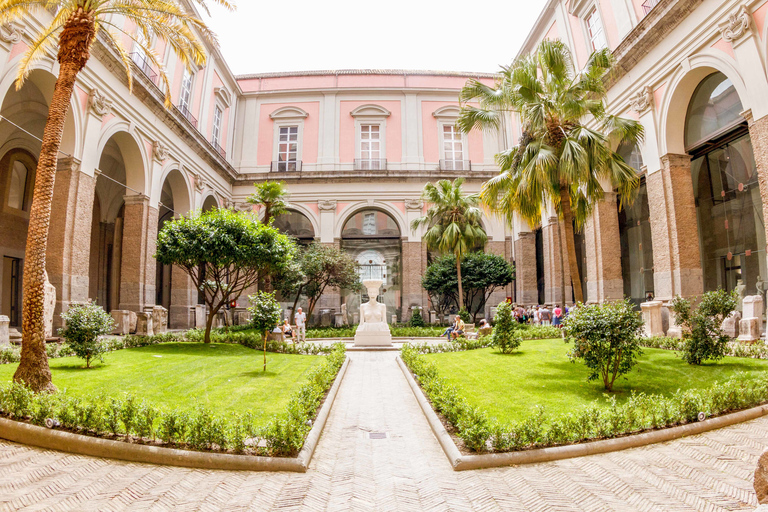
[456,255,464,311]
[560,187,584,304]
[14,11,96,392]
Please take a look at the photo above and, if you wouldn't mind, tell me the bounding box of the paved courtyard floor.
[1,351,766,511]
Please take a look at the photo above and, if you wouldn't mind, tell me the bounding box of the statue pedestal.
[354,330,393,347]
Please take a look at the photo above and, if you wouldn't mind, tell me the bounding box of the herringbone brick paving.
[0,351,765,511]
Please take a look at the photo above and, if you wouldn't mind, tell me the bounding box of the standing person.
[553,305,563,327]
[295,307,307,342]
[541,305,551,326]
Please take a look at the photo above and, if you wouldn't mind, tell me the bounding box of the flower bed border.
[396,355,768,471]
[0,356,350,472]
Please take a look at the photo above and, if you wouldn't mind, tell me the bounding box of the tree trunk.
[456,256,465,311]
[263,332,267,371]
[560,187,584,304]
[204,304,221,344]
[290,285,304,324]
[14,11,95,392]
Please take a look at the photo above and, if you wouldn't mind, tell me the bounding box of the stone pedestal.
[664,303,684,338]
[195,305,207,329]
[430,311,438,324]
[213,311,226,328]
[136,313,154,336]
[9,328,21,345]
[128,311,138,333]
[150,306,168,334]
[739,295,764,342]
[722,311,742,339]
[43,273,56,338]
[334,313,344,327]
[641,301,664,337]
[233,308,251,326]
[0,316,9,345]
[111,310,131,335]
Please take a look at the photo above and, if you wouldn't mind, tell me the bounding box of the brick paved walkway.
[0,351,765,511]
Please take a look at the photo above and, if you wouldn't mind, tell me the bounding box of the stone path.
[1,351,766,511]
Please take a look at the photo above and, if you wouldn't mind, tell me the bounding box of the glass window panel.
[8,160,27,210]
[685,72,744,148]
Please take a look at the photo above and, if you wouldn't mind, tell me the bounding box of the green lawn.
[425,338,768,424]
[0,343,323,423]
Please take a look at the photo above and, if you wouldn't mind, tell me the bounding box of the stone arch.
[274,202,319,237]
[334,201,407,240]
[0,55,83,157]
[154,166,192,217]
[659,53,749,155]
[96,122,148,195]
[200,193,219,211]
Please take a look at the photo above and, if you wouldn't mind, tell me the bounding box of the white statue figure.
[736,279,746,311]
[354,279,392,346]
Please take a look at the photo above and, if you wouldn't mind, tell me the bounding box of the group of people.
[442,317,492,340]
[271,306,307,343]
[512,304,567,326]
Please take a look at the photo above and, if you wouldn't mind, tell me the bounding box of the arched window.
[341,209,402,321]
[685,72,744,150]
[4,151,35,211]
[273,210,315,244]
[686,73,764,301]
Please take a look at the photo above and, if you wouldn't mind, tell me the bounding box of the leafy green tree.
[409,308,426,327]
[422,252,514,322]
[155,208,296,343]
[562,300,644,391]
[670,289,737,365]
[280,243,361,323]
[491,302,522,353]
[58,302,114,368]
[458,40,644,304]
[248,291,282,371]
[411,178,487,311]
[3,0,233,393]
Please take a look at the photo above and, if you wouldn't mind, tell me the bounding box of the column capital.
[660,153,692,168]
[123,193,150,206]
[56,156,81,173]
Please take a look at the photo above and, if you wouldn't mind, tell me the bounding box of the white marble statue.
[354,279,392,346]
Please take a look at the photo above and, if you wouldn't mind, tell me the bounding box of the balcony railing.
[439,159,472,172]
[175,103,198,129]
[212,141,226,159]
[354,158,387,171]
[642,0,660,15]
[271,160,302,172]
[130,52,158,84]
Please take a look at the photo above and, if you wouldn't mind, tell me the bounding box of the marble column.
[169,265,195,329]
[514,232,537,305]
[542,217,571,306]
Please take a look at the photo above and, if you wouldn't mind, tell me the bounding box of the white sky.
[202,0,550,76]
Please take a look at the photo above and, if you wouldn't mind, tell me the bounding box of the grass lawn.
[0,343,323,423]
[424,338,768,424]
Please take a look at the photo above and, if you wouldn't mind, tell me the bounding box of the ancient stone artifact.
[354,279,392,347]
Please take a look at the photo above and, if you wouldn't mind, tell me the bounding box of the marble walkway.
[0,351,766,511]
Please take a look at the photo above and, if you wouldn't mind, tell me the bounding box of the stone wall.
[514,232,537,305]
[584,193,623,304]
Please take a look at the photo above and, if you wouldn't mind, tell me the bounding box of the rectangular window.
[212,106,223,147]
[587,9,608,51]
[443,125,465,170]
[362,212,376,235]
[179,68,193,112]
[278,126,299,171]
[360,124,381,169]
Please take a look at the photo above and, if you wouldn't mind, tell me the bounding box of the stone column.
[46,157,96,328]
[584,192,623,304]
[486,240,510,315]
[169,265,195,329]
[541,216,571,306]
[645,154,703,301]
[514,232,537,305]
[118,194,158,312]
[401,240,425,320]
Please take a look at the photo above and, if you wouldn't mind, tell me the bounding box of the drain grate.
[369,432,387,440]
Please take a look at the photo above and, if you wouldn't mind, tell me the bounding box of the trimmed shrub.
[58,302,115,368]
[490,302,522,354]
[561,300,644,391]
[409,308,426,327]
[671,289,737,365]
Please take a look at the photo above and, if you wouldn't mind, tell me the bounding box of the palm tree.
[247,180,290,225]
[458,40,643,304]
[411,178,487,312]
[2,0,233,392]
